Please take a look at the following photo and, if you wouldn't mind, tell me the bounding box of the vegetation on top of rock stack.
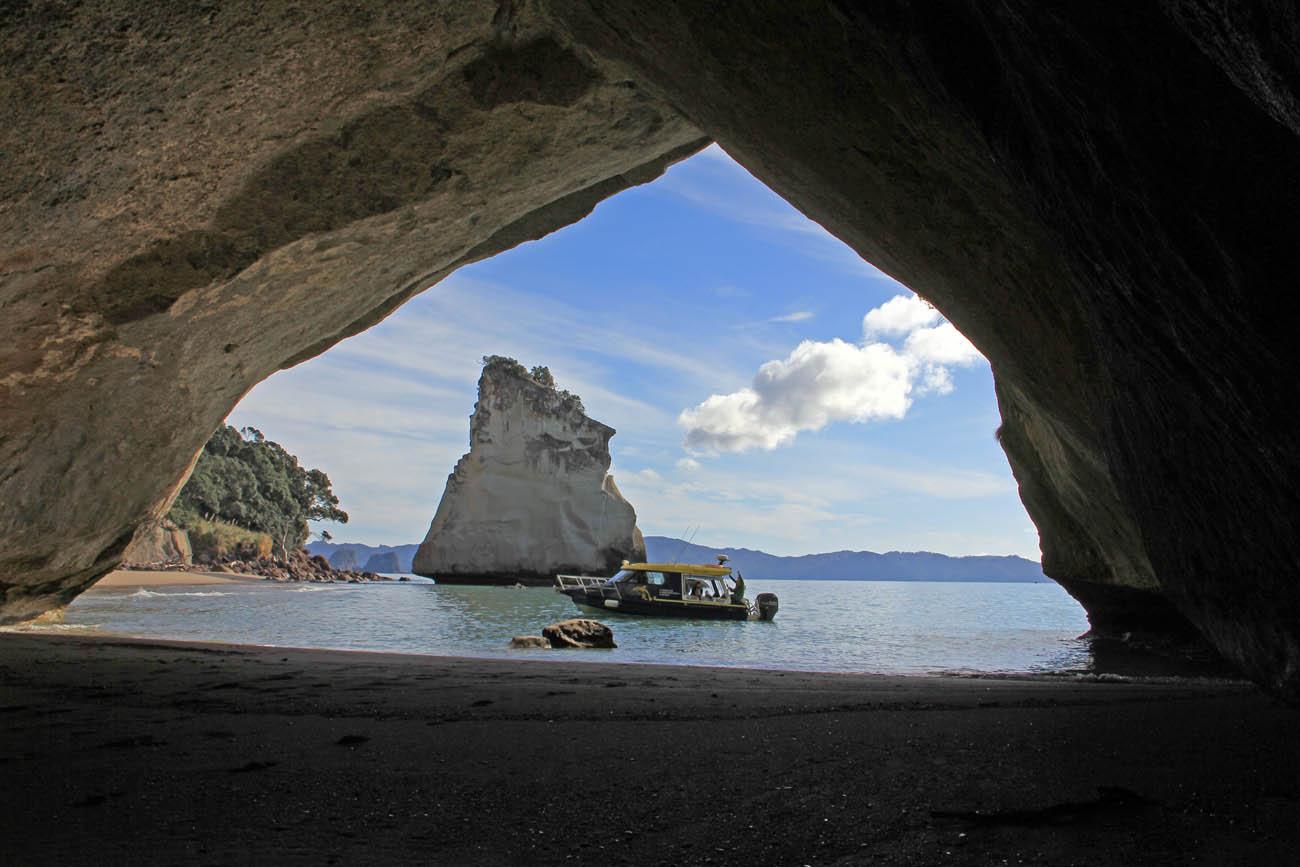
[482,354,530,379]
[169,425,348,557]
[482,355,584,412]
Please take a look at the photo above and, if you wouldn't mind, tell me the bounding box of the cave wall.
[541,0,1300,692]
[3,2,1300,695]
[0,0,705,619]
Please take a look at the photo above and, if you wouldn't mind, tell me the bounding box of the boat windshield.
[606,569,639,585]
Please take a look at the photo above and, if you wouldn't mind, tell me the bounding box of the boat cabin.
[607,563,739,603]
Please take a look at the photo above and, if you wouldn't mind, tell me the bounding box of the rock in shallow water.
[508,635,552,650]
[541,619,617,649]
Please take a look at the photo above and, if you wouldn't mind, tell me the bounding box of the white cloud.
[863,293,941,338]
[903,322,981,366]
[681,339,913,452]
[676,457,701,472]
[771,310,815,323]
[918,364,954,396]
[680,294,985,453]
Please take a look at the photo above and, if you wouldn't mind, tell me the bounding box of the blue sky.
[230,146,1040,558]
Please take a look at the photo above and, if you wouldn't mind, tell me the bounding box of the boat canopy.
[621,561,732,577]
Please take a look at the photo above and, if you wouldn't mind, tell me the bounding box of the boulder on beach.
[412,357,645,586]
[541,619,617,649]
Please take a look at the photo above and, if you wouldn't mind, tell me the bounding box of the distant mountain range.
[307,537,1046,582]
[642,536,1047,582]
[306,541,420,573]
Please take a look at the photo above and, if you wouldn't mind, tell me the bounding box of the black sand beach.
[1,633,1296,865]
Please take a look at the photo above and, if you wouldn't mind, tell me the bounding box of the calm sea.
[37,578,1096,675]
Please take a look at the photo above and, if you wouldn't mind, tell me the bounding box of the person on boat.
[731,573,746,605]
[622,572,650,600]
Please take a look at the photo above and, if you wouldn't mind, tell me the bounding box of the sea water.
[47,578,1095,675]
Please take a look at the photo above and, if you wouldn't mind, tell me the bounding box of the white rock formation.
[413,358,646,585]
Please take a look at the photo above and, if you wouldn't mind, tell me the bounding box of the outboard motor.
[756,592,779,621]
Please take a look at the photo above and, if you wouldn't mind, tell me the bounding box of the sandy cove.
[0,633,1296,866]
[92,569,263,588]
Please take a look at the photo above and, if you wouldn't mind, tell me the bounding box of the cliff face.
[0,1,703,623]
[122,520,192,566]
[413,360,644,584]
[540,1,1300,696]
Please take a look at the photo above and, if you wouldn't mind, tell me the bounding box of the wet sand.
[0,633,1296,865]
[92,569,261,588]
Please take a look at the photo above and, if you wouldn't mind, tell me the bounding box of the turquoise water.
[46,578,1094,675]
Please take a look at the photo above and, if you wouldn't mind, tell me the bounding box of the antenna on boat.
[671,525,699,563]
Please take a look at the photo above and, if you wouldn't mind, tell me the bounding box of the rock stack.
[413,357,645,585]
[363,551,401,573]
[329,549,360,571]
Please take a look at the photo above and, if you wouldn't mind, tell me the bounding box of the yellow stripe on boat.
[621,562,733,577]
[642,597,745,607]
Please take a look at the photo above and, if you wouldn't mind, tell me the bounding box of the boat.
[554,556,778,621]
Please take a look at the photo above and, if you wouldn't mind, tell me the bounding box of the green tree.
[529,365,556,388]
[169,425,348,556]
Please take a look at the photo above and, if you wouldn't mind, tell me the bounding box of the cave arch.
[3,2,1299,697]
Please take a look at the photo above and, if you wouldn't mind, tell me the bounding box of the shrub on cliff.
[169,425,348,556]
[529,365,555,388]
[482,354,529,379]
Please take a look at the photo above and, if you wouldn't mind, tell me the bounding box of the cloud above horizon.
[679,294,983,453]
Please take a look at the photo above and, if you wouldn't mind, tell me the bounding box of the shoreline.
[2,632,1293,865]
[3,627,1250,687]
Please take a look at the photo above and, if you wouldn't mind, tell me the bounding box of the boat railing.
[554,574,609,593]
